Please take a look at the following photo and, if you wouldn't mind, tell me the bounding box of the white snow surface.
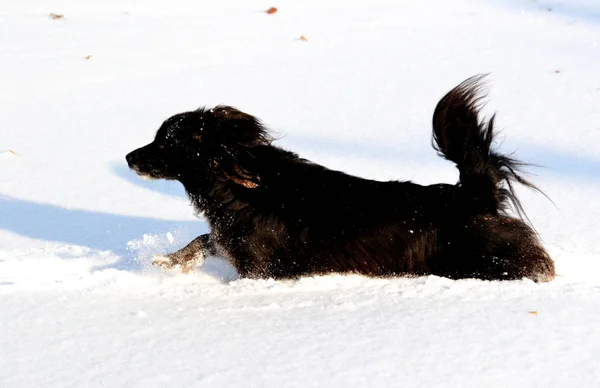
[2,0,600,386]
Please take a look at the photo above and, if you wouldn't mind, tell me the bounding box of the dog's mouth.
[138,173,157,181]
[129,164,166,180]
[135,170,168,180]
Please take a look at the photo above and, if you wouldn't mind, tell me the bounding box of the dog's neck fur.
[179,169,253,229]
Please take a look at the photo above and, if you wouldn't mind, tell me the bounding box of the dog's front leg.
[153,233,216,273]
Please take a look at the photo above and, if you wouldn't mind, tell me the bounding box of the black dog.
[126,75,555,281]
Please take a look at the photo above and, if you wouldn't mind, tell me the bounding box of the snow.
[1,0,600,386]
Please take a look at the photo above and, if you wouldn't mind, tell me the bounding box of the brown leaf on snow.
[49,13,64,20]
[528,310,538,315]
[266,7,278,15]
[84,55,92,60]
[299,35,308,42]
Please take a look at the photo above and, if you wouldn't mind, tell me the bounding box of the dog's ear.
[211,105,272,147]
[224,165,260,189]
[205,105,271,188]
[212,157,260,189]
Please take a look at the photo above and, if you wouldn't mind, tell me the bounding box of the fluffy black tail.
[432,74,543,220]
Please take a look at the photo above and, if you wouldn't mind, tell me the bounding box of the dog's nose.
[125,151,135,165]
[125,151,137,168]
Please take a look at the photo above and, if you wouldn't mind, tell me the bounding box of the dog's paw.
[152,251,205,274]
[152,253,175,268]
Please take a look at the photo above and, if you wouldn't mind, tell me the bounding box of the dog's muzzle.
[126,146,171,180]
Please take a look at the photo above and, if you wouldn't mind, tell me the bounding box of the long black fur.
[126,75,555,281]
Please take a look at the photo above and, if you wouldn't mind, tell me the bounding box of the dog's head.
[126,105,272,188]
